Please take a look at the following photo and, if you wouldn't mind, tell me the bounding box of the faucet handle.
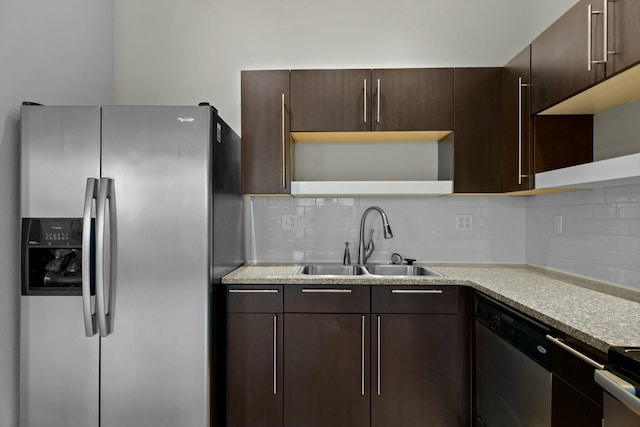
[364,229,375,261]
[366,229,375,249]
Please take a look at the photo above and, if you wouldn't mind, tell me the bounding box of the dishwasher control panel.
[475,294,551,369]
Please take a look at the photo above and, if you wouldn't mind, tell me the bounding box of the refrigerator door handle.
[82,178,98,337]
[96,177,114,337]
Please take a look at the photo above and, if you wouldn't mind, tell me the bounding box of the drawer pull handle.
[228,289,279,294]
[301,289,352,293]
[391,289,443,294]
[546,335,605,370]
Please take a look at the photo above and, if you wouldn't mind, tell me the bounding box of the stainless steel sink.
[363,264,443,277]
[296,263,443,277]
[298,264,366,276]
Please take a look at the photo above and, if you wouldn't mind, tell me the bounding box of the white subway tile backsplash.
[246,183,639,291]
[248,195,527,266]
[526,183,640,290]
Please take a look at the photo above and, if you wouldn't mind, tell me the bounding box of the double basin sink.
[297,263,443,278]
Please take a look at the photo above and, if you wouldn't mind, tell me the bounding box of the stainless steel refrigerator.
[19,104,243,427]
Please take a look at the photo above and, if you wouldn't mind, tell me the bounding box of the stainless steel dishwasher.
[475,294,552,427]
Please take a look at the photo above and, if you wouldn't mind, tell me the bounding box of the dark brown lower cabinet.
[371,286,471,427]
[227,314,283,427]
[550,337,605,427]
[226,286,284,427]
[284,313,370,427]
[372,314,470,427]
[227,285,471,427]
[552,376,602,427]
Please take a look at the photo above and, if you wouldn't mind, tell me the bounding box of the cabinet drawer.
[226,285,283,313]
[372,285,459,314]
[550,337,605,406]
[284,285,370,313]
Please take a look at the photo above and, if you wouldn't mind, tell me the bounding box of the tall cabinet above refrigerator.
[19,104,243,427]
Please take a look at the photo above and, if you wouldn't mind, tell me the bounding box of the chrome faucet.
[358,206,393,265]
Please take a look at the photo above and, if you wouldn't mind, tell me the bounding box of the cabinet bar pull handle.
[301,288,352,293]
[281,93,286,189]
[391,289,443,294]
[603,0,608,65]
[376,78,381,124]
[228,289,279,294]
[588,4,593,71]
[588,2,609,71]
[518,77,530,185]
[361,315,365,396]
[363,79,368,124]
[273,315,277,395]
[546,335,605,370]
[377,315,381,396]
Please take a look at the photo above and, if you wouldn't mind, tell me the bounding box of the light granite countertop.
[222,263,640,353]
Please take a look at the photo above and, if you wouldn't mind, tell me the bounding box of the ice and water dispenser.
[21,218,92,295]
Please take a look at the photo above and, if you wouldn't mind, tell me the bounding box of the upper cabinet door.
[531,0,606,114]
[371,68,454,131]
[241,70,291,194]
[290,69,371,132]
[452,68,503,194]
[503,46,534,192]
[607,0,640,76]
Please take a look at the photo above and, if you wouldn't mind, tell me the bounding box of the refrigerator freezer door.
[20,106,100,218]
[99,106,211,427]
[20,296,99,427]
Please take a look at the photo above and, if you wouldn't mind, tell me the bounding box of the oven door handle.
[594,369,640,416]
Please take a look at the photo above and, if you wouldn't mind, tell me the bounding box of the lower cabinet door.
[372,313,470,427]
[284,313,370,427]
[226,313,283,427]
[552,376,602,427]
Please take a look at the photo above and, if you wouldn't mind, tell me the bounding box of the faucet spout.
[358,206,393,265]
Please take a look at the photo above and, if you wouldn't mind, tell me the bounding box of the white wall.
[114,0,538,132]
[0,1,113,426]
[525,0,578,41]
[113,0,581,132]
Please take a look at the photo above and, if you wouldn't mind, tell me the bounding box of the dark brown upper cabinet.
[290,68,453,132]
[370,68,454,131]
[532,0,640,114]
[503,46,534,192]
[290,69,371,132]
[241,70,291,194]
[450,68,504,193]
[607,0,640,77]
[531,0,606,114]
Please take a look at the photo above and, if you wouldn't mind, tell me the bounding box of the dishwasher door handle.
[594,369,640,416]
